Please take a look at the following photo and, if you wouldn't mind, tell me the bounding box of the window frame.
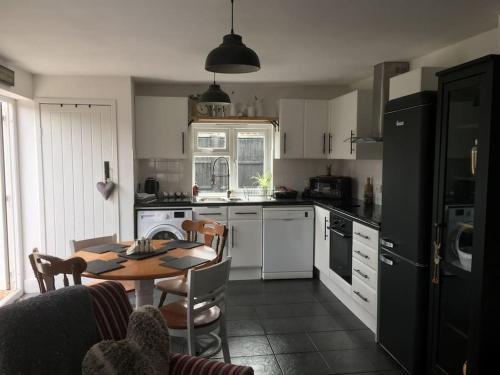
[191,123,273,196]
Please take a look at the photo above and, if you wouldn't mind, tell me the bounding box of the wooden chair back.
[70,234,117,252]
[186,257,232,323]
[182,220,228,263]
[28,248,87,293]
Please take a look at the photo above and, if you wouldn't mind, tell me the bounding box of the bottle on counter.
[364,177,374,205]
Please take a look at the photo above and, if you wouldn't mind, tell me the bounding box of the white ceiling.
[1,0,499,84]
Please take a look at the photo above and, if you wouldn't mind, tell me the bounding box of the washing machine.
[136,209,192,240]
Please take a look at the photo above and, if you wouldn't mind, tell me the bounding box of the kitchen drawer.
[352,274,377,316]
[352,257,377,291]
[352,239,378,270]
[229,205,262,220]
[353,222,379,249]
[193,206,228,221]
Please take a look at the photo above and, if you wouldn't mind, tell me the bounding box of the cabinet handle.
[284,132,287,154]
[354,232,369,240]
[329,133,332,154]
[182,132,185,154]
[198,212,222,216]
[324,217,328,240]
[350,130,354,155]
[231,226,235,248]
[322,133,326,154]
[354,250,369,259]
[234,212,258,215]
[353,290,368,302]
[353,268,369,279]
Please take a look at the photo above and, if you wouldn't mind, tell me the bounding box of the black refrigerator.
[378,91,436,374]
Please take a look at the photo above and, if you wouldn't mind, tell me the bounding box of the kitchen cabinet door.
[229,220,263,268]
[304,100,329,159]
[314,206,330,275]
[135,96,188,159]
[276,99,304,159]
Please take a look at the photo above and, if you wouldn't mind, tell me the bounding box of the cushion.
[88,281,133,340]
[83,305,169,375]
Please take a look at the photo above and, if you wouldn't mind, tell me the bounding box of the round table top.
[75,240,217,280]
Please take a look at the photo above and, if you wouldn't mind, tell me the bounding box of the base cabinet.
[314,206,330,275]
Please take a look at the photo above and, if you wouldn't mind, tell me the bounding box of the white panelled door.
[40,104,119,258]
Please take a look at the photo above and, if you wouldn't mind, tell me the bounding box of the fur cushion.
[83,305,169,375]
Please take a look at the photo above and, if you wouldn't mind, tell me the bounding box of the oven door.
[329,220,353,284]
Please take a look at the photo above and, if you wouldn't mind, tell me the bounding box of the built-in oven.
[329,212,353,284]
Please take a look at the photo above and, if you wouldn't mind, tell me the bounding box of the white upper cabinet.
[276,99,329,159]
[135,96,189,159]
[328,90,381,160]
[304,100,329,159]
[276,99,304,159]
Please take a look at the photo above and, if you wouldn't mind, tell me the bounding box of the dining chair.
[70,234,135,293]
[156,220,228,307]
[160,257,232,362]
[29,248,87,293]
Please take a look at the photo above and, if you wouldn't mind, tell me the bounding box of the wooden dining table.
[75,240,217,306]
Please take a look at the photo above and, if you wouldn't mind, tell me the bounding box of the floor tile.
[256,302,328,319]
[267,333,316,354]
[308,331,359,351]
[295,315,342,332]
[227,293,265,306]
[332,313,368,330]
[321,349,377,374]
[275,352,330,375]
[260,317,303,334]
[321,301,352,316]
[227,319,265,336]
[262,291,317,305]
[230,355,282,375]
[364,347,401,371]
[346,329,376,348]
[213,336,273,358]
[226,306,259,321]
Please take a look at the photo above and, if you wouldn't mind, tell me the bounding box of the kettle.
[144,177,160,194]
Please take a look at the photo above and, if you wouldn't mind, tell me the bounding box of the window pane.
[237,132,264,188]
[197,131,226,150]
[194,156,230,192]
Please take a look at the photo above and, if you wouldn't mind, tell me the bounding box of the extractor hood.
[351,61,409,143]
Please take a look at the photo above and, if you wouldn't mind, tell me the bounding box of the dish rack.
[243,187,273,200]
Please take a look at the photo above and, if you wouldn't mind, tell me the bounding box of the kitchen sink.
[196,197,244,203]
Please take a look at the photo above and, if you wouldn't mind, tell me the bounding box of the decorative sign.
[0,65,15,86]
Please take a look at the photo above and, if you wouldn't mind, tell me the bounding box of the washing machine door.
[144,224,184,240]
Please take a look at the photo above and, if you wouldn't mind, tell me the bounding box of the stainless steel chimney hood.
[351,61,409,143]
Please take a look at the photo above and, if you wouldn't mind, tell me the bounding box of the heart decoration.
[96,180,115,200]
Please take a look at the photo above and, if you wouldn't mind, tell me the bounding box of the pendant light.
[205,0,260,74]
[199,73,231,106]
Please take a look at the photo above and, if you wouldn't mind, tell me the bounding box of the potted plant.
[251,171,273,198]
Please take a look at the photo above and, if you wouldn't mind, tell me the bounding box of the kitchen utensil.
[144,177,160,194]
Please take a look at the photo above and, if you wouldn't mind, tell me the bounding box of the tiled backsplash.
[136,158,383,204]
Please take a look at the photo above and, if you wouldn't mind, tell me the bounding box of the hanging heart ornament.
[96,180,115,200]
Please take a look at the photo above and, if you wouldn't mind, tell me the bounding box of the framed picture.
[0,65,15,86]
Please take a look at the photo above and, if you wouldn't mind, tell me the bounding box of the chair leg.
[220,316,231,363]
[187,331,197,356]
[158,291,167,307]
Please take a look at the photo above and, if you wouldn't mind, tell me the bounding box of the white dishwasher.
[262,206,314,279]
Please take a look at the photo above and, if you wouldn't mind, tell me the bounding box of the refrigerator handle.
[379,254,394,266]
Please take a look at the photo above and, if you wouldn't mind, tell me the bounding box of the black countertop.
[135,197,381,229]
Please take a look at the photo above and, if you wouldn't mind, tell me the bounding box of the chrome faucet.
[211,156,230,191]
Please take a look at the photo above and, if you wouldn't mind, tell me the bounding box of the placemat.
[159,255,177,263]
[109,258,127,264]
[161,256,209,270]
[86,259,125,275]
[163,240,204,251]
[82,243,128,254]
[118,247,168,260]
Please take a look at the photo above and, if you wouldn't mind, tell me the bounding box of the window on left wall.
[192,124,273,194]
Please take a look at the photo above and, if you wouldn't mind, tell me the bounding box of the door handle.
[354,232,370,240]
[380,238,394,248]
[379,254,394,266]
[329,133,332,154]
[284,132,287,154]
[182,132,185,154]
[354,250,369,259]
[324,217,328,240]
[322,133,326,154]
[353,290,368,302]
[353,268,369,279]
[231,226,235,248]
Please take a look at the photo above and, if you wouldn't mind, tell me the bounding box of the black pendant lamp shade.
[205,0,260,74]
[200,74,231,106]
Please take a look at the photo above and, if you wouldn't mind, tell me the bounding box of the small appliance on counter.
[273,186,298,200]
[303,176,352,201]
[144,177,160,194]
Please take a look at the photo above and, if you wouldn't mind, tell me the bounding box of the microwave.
[306,176,352,200]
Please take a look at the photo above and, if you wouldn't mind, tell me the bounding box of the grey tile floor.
[161,279,406,375]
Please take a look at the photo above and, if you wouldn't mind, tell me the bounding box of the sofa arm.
[169,353,253,375]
